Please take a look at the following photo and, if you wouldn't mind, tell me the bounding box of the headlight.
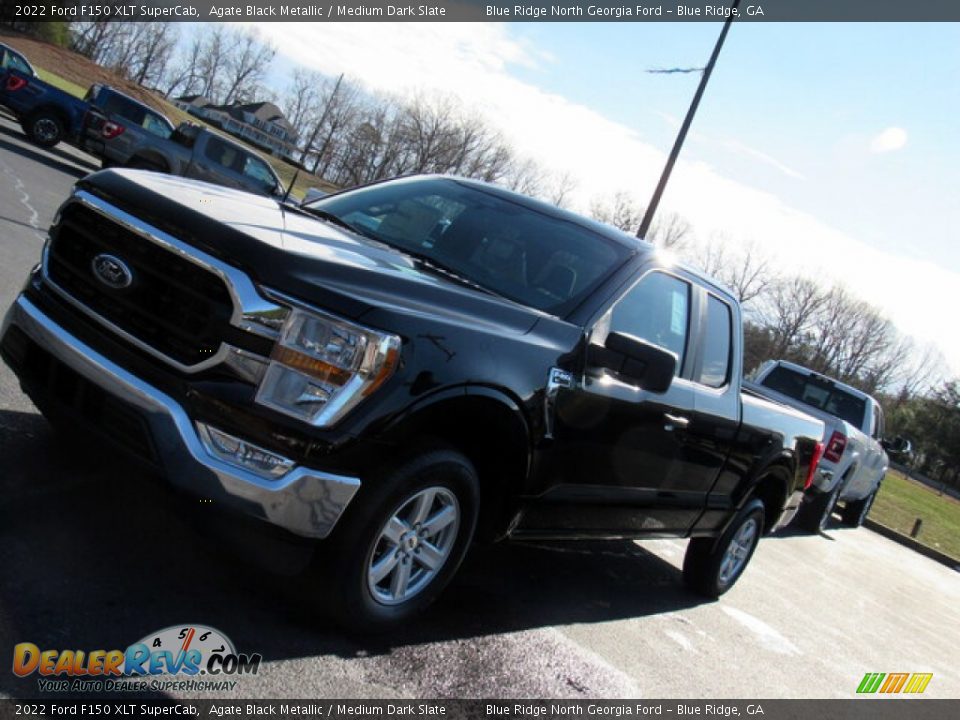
[255,307,401,426]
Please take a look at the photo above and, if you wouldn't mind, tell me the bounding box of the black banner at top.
[3,0,960,23]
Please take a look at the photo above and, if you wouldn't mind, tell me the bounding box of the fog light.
[196,423,295,480]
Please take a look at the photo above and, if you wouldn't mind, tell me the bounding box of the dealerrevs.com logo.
[13,624,261,693]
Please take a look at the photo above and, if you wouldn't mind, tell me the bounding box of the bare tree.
[590,191,692,249]
[702,239,773,305]
[71,21,122,62]
[196,26,231,102]
[128,24,179,87]
[282,68,323,140]
[691,235,729,278]
[220,29,276,105]
[646,212,692,250]
[589,191,643,233]
[450,115,514,183]
[298,74,359,176]
[892,343,948,405]
[161,32,205,98]
[544,171,578,208]
[755,275,830,361]
[70,22,179,89]
[502,157,546,197]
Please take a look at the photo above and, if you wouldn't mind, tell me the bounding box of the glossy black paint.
[11,170,823,541]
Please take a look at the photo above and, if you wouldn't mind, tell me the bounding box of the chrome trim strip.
[42,190,287,373]
[6,295,360,539]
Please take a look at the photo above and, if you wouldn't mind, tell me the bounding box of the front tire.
[683,498,765,598]
[840,487,878,528]
[321,447,479,630]
[24,111,64,148]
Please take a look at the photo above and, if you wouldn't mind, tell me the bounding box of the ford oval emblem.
[91,253,133,289]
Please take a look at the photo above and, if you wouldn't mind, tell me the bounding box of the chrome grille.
[46,201,233,367]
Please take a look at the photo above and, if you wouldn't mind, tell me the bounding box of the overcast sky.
[246,21,960,374]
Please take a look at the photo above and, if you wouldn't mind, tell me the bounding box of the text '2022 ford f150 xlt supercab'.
[0,171,824,628]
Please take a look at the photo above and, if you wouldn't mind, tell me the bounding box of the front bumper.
[1,294,360,539]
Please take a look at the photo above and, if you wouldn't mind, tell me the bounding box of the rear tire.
[840,487,878,528]
[683,498,765,598]
[794,483,841,533]
[317,447,479,631]
[24,111,64,148]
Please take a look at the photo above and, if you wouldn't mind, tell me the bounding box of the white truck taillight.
[804,441,825,490]
[823,430,847,462]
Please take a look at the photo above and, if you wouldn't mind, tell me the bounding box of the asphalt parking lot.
[0,111,958,701]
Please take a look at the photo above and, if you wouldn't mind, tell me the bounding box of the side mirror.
[882,437,911,454]
[590,332,676,394]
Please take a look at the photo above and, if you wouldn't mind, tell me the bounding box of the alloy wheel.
[366,486,460,606]
[718,517,759,588]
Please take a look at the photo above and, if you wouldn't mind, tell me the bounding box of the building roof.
[220,101,296,135]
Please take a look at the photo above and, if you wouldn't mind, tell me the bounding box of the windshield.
[306,178,632,315]
[760,365,867,429]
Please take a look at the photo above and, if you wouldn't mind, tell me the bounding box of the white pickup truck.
[746,360,889,532]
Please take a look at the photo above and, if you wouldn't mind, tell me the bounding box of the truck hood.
[76,170,544,334]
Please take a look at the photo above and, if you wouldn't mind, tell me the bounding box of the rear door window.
[5,51,33,75]
[204,136,244,173]
[696,295,732,388]
[101,94,146,125]
[142,112,172,138]
[243,155,278,192]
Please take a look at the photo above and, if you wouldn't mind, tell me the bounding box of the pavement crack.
[0,155,46,242]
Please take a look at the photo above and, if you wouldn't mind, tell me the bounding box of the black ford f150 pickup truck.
[0,171,823,627]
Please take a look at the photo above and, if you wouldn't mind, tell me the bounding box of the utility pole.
[638,0,741,240]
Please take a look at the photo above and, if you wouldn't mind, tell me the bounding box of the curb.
[864,518,960,572]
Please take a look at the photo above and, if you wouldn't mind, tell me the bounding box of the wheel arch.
[379,385,532,541]
[747,458,793,534]
[29,103,69,124]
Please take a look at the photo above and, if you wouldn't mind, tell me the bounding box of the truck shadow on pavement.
[0,407,706,699]
[0,126,99,179]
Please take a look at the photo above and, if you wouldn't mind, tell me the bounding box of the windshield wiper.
[299,206,372,238]
[397,247,511,301]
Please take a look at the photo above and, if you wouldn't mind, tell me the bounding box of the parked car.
[0,173,824,628]
[0,68,170,151]
[98,122,282,197]
[0,68,91,147]
[0,42,35,77]
[746,360,889,531]
[80,83,174,162]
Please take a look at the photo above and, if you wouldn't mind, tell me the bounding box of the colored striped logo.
[857,672,933,694]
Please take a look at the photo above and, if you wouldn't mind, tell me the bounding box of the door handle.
[663,413,690,431]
